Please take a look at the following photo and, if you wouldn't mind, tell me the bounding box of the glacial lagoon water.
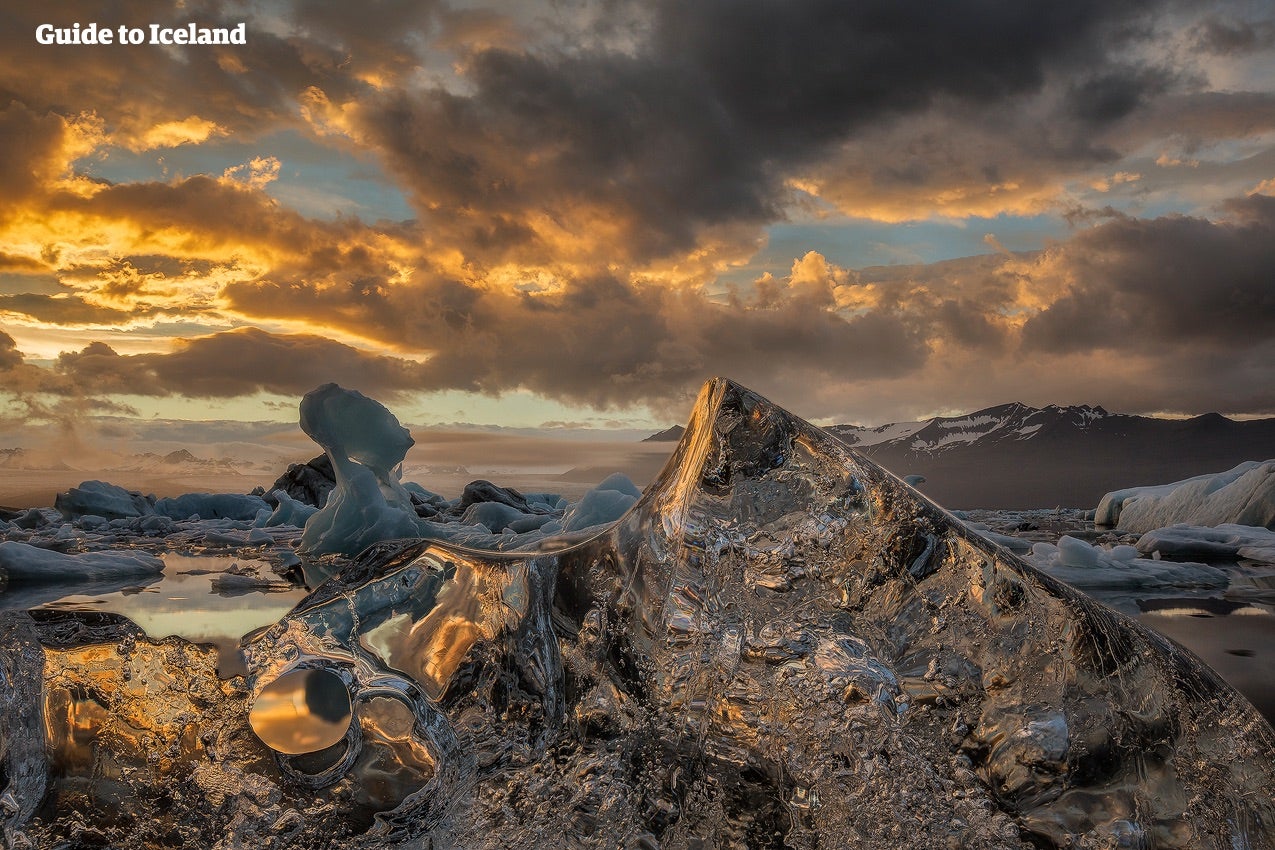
[0,553,309,676]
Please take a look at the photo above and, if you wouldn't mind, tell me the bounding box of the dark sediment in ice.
[265,453,338,508]
[3,378,1274,849]
[455,479,550,515]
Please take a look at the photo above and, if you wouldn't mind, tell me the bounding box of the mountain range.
[648,402,1275,509]
[832,403,1275,508]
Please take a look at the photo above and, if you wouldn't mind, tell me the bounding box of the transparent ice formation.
[2,378,1274,849]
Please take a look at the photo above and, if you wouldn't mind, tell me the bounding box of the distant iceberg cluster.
[0,385,645,587]
[934,461,1275,606]
[1023,535,1227,590]
[294,383,640,557]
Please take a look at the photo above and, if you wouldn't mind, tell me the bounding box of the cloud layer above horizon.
[2,0,1275,427]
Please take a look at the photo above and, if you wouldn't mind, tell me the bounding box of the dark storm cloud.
[225,269,930,408]
[51,328,432,398]
[0,332,22,371]
[353,0,1176,261]
[0,293,140,325]
[359,53,772,262]
[1065,64,1182,126]
[651,0,1153,147]
[0,103,70,217]
[1193,15,1275,54]
[1023,194,1275,353]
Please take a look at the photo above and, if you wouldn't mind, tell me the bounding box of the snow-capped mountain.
[108,448,246,475]
[825,403,1275,509]
[826,402,1111,454]
[0,448,72,471]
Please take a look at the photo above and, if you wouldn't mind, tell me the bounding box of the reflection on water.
[1081,566,1275,726]
[1132,595,1275,724]
[0,554,308,676]
[249,668,352,754]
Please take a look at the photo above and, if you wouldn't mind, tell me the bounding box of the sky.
[3,0,1275,444]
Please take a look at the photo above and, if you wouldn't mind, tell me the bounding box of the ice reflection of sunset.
[249,667,351,755]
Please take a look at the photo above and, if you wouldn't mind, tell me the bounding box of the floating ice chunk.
[1136,523,1275,564]
[210,572,292,593]
[255,490,319,529]
[134,515,176,535]
[1027,536,1226,589]
[962,521,1032,554]
[298,384,425,556]
[523,492,568,511]
[195,526,277,547]
[155,493,268,521]
[1096,460,1275,532]
[461,501,536,533]
[1056,535,1100,568]
[506,513,556,534]
[594,472,642,499]
[560,474,641,532]
[54,480,154,520]
[0,540,164,583]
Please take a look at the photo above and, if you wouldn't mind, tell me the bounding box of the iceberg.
[1024,535,1228,590]
[294,385,643,556]
[54,480,155,521]
[1096,460,1275,532]
[1136,522,1275,564]
[297,384,426,556]
[2,378,1273,848]
[154,492,269,521]
[257,489,320,528]
[0,540,164,583]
